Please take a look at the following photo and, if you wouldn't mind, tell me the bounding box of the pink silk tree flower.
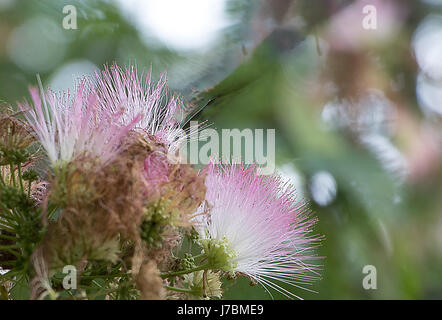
[90,64,186,154]
[19,79,139,166]
[194,163,323,299]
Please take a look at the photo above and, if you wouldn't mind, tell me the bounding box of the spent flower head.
[183,270,223,299]
[0,106,34,154]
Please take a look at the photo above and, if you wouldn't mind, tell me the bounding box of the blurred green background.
[1,0,441,299]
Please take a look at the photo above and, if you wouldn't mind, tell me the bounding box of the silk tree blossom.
[194,163,322,299]
[19,80,139,165]
[90,64,187,153]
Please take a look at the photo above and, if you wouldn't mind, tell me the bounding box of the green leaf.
[9,275,30,300]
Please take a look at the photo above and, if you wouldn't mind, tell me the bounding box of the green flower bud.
[22,169,38,182]
[0,185,30,210]
[179,253,197,270]
[200,237,237,273]
[0,147,30,165]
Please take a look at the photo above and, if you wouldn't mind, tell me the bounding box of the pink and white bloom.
[195,163,322,299]
[19,80,138,165]
[90,64,186,153]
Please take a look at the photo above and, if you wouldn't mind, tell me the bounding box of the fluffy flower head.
[90,64,186,153]
[19,80,138,166]
[195,163,322,299]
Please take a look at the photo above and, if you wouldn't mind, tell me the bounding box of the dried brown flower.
[0,106,35,153]
[135,260,165,300]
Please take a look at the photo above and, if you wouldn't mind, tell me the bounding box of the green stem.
[9,164,16,188]
[17,163,24,194]
[80,273,125,280]
[164,285,194,294]
[0,172,6,186]
[161,263,210,279]
[87,287,120,300]
[192,253,205,261]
